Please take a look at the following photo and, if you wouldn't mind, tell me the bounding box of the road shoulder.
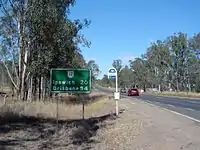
[91,97,200,150]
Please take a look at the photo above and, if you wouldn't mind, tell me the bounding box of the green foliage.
[0,0,91,99]
[98,32,200,93]
[118,65,134,87]
[0,0,89,74]
[87,60,100,80]
[26,0,90,78]
[112,59,122,73]
[98,74,112,87]
[129,32,200,92]
[129,58,150,90]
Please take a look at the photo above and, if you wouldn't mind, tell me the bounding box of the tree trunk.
[158,84,161,92]
[44,78,47,101]
[1,66,4,92]
[33,75,37,101]
[38,75,41,100]
[21,49,28,100]
[27,76,33,102]
[176,79,179,92]
[2,59,18,91]
[17,18,23,100]
[41,76,44,101]
[24,82,28,101]
[143,84,146,92]
[188,78,191,92]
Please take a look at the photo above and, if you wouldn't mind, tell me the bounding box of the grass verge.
[155,91,200,99]
[0,93,118,150]
[0,93,113,120]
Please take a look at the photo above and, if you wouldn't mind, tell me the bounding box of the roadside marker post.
[50,68,92,134]
[56,95,59,134]
[108,67,119,116]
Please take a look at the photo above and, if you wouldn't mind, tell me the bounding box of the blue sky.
[69,0,200,79]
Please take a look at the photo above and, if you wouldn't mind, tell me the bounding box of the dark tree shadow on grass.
[0,112,117,150]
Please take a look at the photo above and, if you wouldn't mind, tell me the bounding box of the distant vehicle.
[120,88,127,93]
[128,88,139,96]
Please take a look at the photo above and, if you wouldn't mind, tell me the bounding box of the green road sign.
[50,68,92,93]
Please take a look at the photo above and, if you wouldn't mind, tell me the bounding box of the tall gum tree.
[0,0,90,100]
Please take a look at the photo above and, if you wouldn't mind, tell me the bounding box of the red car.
[128,88,139,96]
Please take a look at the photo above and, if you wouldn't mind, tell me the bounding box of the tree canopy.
[98,32,200,93]
[0,0,98,100]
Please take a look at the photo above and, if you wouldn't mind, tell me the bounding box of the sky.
[69,0,200,79]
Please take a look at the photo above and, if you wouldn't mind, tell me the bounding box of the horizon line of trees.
[98,32,200,93]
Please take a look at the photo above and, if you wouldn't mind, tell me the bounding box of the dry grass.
[157,91,200,99]
[0,93,114,120]
[0,92,118,150]
[0,87,11,99]
[0,86,11,93]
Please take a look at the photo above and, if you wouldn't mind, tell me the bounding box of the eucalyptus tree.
[87,60,100,83]
[0,0,90,100]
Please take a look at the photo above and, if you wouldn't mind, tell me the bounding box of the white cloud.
[121,55,135,61]
[118,53,136,65]
[85,58,97,63]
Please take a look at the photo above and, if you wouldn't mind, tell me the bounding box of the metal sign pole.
[50,68,92,136]
[56,95,59,135]
[80,94,85,120]
[108,67,119,116]
[115,72,119,116]
[115,72,118,92]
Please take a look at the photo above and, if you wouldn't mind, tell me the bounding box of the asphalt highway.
[95,86,200,122]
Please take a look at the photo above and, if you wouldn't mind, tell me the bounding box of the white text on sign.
[53,80,76,85]
[80,80,88,85]
[53,86,89,91]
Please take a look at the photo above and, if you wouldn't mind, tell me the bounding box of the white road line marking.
[144,101,155,107]
[148,103,155,107]
[155,101,161,105]
[186,108,195,111]
[167,104,175,108]
[143,101,200,123]
[188,101,200,104]
[163,108,200,123]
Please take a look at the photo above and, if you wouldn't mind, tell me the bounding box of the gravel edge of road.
[89,95,200,150]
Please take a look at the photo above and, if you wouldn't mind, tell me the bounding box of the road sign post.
[108,67,119,116]
[56,95,59,134]
[50,68,92,133]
